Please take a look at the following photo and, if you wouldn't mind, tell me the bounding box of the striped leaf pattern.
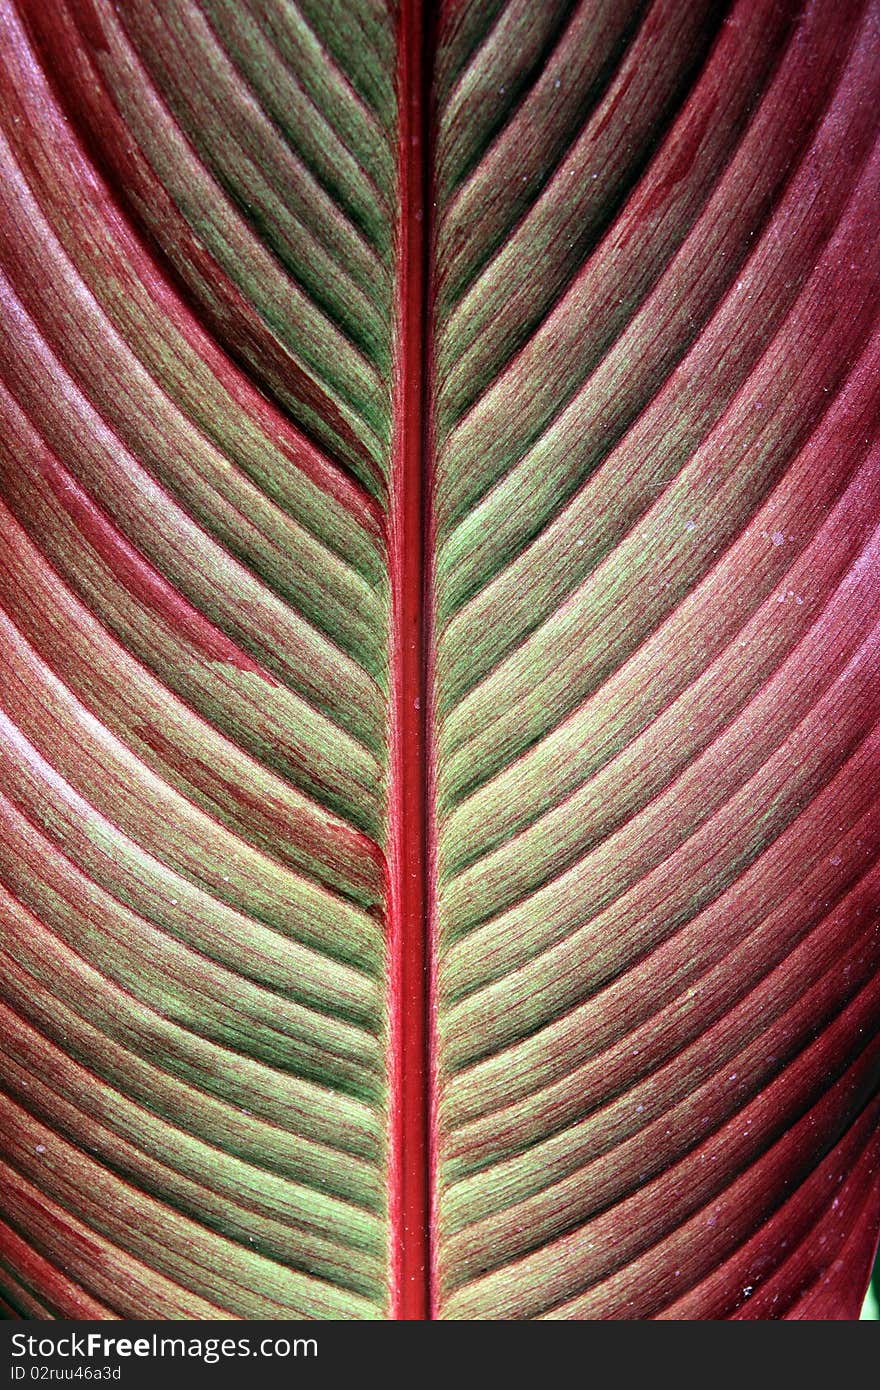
[0,0,397,1319]
[1,0,879,1321]
[430,0,880,1319]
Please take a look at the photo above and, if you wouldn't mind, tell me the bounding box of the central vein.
[387,0,433,1322]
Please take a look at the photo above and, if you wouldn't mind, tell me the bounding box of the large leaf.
[0,0,878,1321]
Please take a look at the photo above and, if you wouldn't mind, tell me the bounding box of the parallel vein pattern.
[0,0,399,1319]
[1,0,878,1322]
[431,0,880,1320]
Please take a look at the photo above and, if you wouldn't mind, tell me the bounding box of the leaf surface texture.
[0,0,878,1321]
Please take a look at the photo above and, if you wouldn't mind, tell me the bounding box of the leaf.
[0,0,878,1321]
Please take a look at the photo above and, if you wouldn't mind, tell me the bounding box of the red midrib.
[388,0,432,1321]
